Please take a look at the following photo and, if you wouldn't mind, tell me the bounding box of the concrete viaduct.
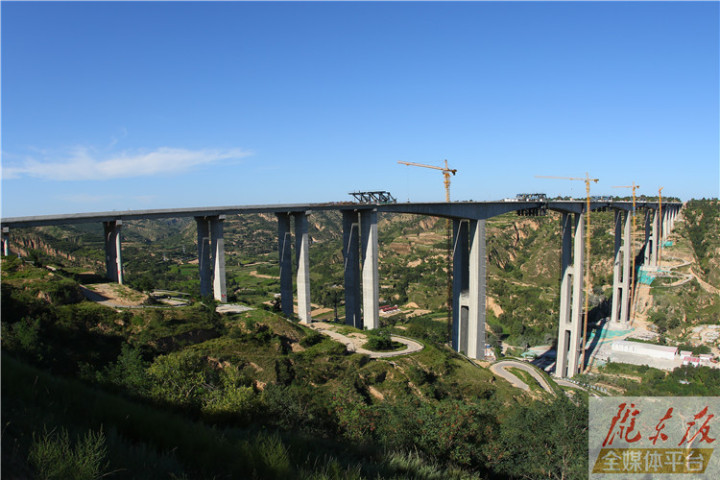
[1,199,681,378]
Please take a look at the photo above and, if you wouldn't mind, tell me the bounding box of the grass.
[506,367,549,395]
[28,426,109,480]
[108,283,146,302]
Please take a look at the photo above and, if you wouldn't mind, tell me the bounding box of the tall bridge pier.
[2,227,11,257]
[452,219,486,359]
[554,211,585,378]
[195,215,227,303]
[103,220,124,284]
[643,208,660,267]
[276,212,312,324]
[610,208,632,327]
[341,209,379,330]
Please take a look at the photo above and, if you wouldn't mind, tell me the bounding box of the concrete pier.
[277,213,293,317]
[610,210,631,326]
[651,209,659,266]
[467,220,486,359]
[210,216,227,303]
[196,217,212,297]
[360,209,379,330]
[569,212,585,376]
[195,216,226,302]
[2,227,10,256]
[555,214,573,378]
[103,220,123,284]
[451,219,486,360]
[294,212,312,324]
[554,212,584,378]
[452,219,469,353]
[662,205,678,242]
[643,209,653,267]
[668,206,677,237]
[342,211,362,328]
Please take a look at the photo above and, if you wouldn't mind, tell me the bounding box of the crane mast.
[399,160,458,343]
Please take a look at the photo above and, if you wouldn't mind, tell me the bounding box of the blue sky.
[2,1,718,217]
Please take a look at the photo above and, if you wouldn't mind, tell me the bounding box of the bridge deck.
[1,200,677,228]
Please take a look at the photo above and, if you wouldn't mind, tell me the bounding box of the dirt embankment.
[81,283,149,307]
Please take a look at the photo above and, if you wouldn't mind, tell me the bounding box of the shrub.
[301,332,324,347]
[364,331,399,352]
[28,426,109,480]
[96,344,151,395]
[2,317,44,360]
[44,278,84,305]
[147,350,213,407]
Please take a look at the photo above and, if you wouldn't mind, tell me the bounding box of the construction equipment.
[611,182,640,313]
[399,160,457,343]
[535,173,599,374]
[349,191,397,204]
[398,160,457,202]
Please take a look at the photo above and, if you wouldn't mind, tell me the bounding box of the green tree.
[488,396,588,480]
[96,344,151,395]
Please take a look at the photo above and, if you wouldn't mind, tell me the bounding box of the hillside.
[638,200,720,340]
[2,258,587,479]
[8,200,716,341]
[7,209,609,337]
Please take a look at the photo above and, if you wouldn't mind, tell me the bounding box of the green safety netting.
[636,268,656,285]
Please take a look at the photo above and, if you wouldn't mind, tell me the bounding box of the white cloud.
[3,146,251,181]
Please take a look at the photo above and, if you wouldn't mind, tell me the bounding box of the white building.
[611,340,678,360]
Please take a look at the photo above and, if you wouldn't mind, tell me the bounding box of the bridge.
[1,198,681,378]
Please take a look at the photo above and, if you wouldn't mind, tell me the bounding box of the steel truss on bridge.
[348,191,397,204]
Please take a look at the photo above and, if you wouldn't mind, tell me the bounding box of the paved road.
[554,378,601,397]
[366,335,424,358]
[490,359,556,395]
[309,323,424,358]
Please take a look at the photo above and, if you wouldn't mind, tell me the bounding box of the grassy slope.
[4,260,534,479]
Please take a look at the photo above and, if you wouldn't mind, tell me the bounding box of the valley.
[2,199,719,479]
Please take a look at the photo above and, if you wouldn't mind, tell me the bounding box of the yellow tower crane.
[611,182,640,312]
[398,160,457,343]
[535,173,599,374]
[398,160,457,202]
